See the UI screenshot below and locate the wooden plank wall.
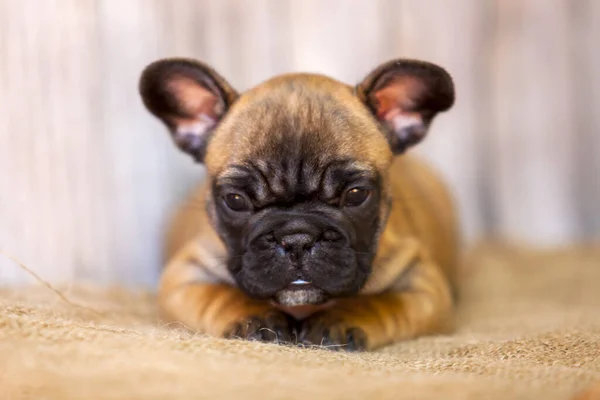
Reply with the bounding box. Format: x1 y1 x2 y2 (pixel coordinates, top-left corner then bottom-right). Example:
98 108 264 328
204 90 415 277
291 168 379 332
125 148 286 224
0 0 598 286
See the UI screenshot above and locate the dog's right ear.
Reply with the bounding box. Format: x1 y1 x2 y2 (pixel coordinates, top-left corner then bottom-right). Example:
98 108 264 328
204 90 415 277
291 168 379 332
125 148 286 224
355 59 454 154
139 58 238 163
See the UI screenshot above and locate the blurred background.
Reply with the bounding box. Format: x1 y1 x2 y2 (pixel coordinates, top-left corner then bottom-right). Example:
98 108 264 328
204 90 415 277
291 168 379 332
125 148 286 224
0 0 598 287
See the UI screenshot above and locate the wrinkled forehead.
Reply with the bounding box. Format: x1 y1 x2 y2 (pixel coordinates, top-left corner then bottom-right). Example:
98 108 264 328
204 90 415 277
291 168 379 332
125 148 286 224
205 82 393 176
214 157 379 207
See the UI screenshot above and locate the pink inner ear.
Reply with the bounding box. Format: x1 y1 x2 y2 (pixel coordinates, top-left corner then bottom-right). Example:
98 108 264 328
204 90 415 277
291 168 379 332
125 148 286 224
373 76 424 119
167 76 222 120
374 85 405 120
167 76 223 138
373 76 426 133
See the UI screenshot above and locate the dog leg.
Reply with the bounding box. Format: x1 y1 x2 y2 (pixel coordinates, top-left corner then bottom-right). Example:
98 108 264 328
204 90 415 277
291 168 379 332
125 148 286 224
158 249 296 344
298 250 454 351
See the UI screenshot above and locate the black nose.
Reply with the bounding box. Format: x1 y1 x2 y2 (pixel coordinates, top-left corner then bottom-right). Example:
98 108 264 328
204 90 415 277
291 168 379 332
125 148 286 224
278 233 315 261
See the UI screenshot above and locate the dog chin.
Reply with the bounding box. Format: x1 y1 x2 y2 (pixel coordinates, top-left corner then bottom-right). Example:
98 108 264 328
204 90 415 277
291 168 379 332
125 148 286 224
269 281 336 319
273 282 328 306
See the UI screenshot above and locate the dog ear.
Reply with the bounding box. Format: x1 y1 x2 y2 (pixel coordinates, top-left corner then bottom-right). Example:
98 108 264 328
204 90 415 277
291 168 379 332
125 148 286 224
139 58 238 163
356 59 455 154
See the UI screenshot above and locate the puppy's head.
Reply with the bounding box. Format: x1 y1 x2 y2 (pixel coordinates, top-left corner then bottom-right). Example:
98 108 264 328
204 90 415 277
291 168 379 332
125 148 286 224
139 58 454 306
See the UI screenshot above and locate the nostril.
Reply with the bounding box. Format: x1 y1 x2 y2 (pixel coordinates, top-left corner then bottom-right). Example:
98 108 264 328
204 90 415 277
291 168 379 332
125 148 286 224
323 229 342 242
288 251 298 263
264 233 277 243
279 233 315 253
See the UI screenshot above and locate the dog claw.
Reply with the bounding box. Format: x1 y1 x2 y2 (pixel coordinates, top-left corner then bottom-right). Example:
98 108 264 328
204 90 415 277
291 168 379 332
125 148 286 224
297 313 367 351
224 311 296 344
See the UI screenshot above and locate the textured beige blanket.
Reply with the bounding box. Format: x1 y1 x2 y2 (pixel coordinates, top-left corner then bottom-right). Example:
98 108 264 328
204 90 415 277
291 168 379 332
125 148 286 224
1 242 599 399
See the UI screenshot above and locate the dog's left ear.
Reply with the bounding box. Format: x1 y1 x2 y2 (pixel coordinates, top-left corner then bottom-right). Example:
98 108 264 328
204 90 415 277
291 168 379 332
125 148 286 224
356 59 455 154
138 58 238 163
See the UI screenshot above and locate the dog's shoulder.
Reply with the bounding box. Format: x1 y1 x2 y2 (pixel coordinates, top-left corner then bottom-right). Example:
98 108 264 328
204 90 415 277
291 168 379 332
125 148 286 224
380 154 460 280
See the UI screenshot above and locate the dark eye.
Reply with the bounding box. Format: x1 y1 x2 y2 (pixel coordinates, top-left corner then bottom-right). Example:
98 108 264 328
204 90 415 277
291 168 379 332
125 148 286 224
343 187 370 207
223 193 249 211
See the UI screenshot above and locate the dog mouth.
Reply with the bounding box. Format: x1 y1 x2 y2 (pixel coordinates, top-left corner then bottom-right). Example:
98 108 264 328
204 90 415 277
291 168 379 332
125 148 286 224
272 279 329 307
290 279 311 286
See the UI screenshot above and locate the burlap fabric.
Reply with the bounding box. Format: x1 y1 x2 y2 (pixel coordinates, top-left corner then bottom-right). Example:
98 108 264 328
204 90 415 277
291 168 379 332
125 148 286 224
1 242 599 399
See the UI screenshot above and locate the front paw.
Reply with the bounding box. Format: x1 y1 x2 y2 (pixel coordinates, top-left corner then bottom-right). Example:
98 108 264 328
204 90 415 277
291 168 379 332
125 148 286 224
223 310 296 344
298 312 367 351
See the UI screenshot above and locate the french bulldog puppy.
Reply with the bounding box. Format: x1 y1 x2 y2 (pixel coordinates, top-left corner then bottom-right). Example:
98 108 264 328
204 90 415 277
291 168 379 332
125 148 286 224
139 57 459 351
